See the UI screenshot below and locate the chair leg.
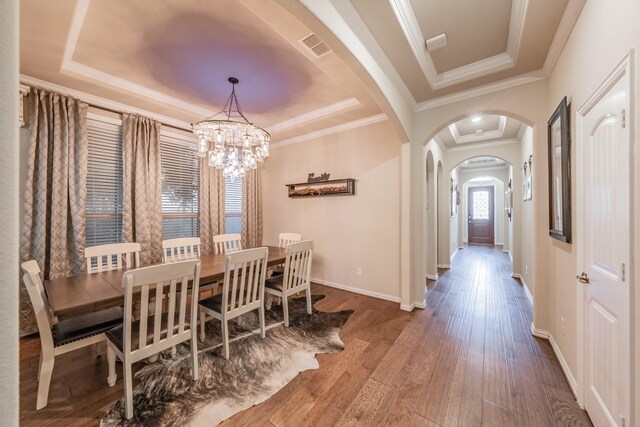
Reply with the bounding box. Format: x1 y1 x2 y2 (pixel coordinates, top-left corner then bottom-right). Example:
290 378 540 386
222 319 230 359
306 286 312 315
190 331 199 381
282 294 290 327
36 353 54 410
199 310 206 342
124 361 134 420
107 345 117 387
259 304 266 338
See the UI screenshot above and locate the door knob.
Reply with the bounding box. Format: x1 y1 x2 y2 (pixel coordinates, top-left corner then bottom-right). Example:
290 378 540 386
577 272 590 284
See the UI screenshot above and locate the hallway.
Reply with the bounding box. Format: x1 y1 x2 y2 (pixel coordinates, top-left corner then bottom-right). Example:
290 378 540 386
397 245 591 426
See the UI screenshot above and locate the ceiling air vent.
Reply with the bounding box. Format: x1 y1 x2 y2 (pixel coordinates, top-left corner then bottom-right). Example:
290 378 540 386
299 33 331 58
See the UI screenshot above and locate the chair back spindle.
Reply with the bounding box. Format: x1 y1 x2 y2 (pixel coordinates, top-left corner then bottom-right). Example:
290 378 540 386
162 237 201 263
278 232 302 249
222 247 268 317
121 260 200 356
213 233 242 254
282 240 314 293
85 243 141 273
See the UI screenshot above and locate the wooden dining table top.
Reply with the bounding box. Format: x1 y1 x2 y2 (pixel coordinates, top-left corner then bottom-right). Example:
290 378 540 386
44 246 287 319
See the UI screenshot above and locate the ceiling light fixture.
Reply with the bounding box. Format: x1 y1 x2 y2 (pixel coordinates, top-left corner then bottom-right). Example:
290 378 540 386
471 116 482 123
192 77 270 179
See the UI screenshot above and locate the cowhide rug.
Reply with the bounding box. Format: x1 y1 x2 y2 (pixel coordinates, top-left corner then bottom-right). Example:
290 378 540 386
101 295 353 426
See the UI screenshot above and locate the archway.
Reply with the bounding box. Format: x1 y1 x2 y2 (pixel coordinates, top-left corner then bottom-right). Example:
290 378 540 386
420 113 531 295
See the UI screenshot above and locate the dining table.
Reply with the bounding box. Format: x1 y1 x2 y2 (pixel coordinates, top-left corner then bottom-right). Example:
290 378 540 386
44 246 287 319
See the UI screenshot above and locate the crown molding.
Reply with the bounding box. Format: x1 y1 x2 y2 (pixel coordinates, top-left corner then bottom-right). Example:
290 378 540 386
389 0 528 90
446 138 519 152
268 97 360 133
542 0 586 76
271 113 387 149
415 71 545 111
322 0 417 110
449 115 507 144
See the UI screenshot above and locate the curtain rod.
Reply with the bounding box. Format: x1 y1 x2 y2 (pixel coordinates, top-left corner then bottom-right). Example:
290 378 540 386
23 82 194 134
88 104 193 134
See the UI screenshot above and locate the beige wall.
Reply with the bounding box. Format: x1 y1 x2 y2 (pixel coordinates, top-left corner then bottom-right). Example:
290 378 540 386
519 126 535 299
544 0 640 407
262 120 402 300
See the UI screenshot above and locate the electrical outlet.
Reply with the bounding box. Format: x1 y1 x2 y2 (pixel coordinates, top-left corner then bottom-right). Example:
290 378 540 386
356 267 363 276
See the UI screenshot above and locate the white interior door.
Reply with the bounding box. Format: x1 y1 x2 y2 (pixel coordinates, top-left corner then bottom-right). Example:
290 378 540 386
580 74 631 426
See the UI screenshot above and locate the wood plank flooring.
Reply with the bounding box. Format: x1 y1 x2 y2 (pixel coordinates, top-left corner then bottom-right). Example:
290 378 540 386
19 245 591 426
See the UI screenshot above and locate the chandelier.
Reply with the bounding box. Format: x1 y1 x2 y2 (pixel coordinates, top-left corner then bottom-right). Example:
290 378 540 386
192 77 270 178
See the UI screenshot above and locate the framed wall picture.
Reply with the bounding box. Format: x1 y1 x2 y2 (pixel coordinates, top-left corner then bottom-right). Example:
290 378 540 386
547 96 571 243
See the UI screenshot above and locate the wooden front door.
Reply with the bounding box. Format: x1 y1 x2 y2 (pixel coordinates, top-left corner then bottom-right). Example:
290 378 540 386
467 186 494 245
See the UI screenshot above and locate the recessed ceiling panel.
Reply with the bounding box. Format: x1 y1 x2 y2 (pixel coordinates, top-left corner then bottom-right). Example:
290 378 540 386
410 0 512 74
73 0 346 117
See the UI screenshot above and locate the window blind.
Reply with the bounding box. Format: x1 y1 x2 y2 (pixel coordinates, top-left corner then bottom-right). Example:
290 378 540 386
161 134 200 240
86 117 123 247
225 175 243 234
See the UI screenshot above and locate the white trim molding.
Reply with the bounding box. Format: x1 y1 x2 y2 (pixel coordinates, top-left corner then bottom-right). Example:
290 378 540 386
271 113 387 148
311 277 401 304
531 324 578 399
449 116 507 144
426 273 438 281
268 98 360 133
437 264 451 269
512 273 533 306
388 0 528 90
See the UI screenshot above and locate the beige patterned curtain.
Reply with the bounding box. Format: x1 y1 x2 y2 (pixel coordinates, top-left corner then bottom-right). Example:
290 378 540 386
20 89 88 333
122 113 162 265
241 168 262 248
199 160 225 255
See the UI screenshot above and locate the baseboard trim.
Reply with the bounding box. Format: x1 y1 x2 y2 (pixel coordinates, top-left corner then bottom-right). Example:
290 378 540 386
450 247 460 264
531 324 578 398
426 273 438 281
311 277 401 304
512 273 534 307
415 299 427 309
437 264 451 269
400 303 414 312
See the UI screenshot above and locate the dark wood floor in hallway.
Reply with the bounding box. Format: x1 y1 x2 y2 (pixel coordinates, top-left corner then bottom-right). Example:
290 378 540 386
19 245 591 426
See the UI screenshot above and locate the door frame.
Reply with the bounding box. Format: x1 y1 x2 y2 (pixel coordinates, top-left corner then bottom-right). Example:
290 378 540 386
575 51 634 419
467 185 495 245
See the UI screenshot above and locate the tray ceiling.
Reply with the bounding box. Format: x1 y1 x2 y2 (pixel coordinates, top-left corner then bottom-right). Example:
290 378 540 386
19 0 382 142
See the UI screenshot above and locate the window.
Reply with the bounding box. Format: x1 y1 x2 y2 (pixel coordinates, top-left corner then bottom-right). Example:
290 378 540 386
225 176 243 234
85 115 123 247
160 134 200 240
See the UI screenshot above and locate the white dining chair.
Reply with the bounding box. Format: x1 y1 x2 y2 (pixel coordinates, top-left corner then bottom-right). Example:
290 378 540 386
271 232 302 276
278 232 302 248
105 259 201 420
264 240 314 326
199 247 268 359
85 242 141 273
161 237 201 263
21 260 123 410
213 233 242 254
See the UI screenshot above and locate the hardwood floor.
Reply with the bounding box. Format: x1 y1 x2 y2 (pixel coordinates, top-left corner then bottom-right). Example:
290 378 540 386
19 245 591 426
